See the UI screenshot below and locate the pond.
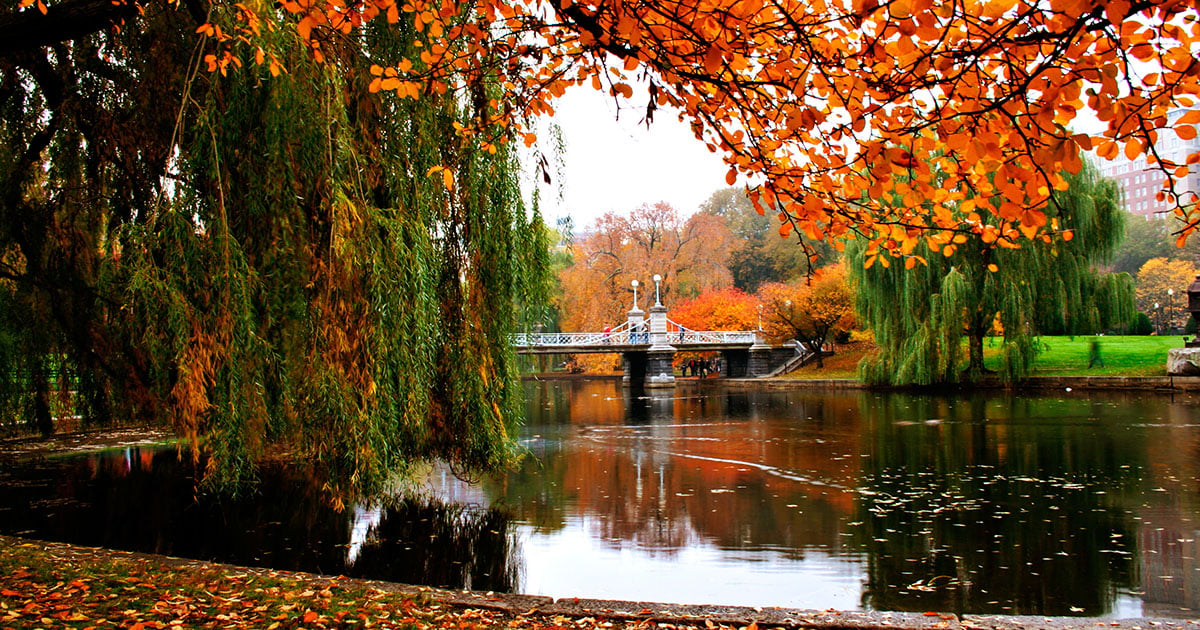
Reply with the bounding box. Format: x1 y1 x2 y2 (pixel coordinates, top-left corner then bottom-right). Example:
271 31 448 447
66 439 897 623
3 378 1200 618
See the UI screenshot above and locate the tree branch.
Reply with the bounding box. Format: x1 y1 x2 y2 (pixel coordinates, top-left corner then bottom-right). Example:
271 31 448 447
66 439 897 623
0 0 141 61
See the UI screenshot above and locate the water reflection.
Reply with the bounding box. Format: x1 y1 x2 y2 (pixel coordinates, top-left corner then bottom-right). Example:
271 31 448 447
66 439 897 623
3 380 1200 616
0 449 519 592
496 381 1200 615
854 395 1145 616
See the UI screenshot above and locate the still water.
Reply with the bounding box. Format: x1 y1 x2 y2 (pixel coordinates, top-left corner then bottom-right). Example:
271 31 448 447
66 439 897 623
3 379 1200 618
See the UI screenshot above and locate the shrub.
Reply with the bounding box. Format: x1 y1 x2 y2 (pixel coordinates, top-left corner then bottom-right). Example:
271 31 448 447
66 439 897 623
1130 312 1154 335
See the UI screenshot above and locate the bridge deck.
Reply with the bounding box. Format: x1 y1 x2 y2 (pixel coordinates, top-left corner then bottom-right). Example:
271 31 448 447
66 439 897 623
515 341 756 354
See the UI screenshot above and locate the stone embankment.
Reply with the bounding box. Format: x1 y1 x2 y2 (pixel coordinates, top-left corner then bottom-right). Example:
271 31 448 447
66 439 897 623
718 376 1200 393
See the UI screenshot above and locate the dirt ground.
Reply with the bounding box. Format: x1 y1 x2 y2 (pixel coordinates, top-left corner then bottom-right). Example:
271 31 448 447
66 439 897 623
0 426 174 460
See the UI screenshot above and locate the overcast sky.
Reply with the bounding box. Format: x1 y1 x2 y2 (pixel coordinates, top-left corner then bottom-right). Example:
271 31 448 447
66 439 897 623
527 87 1123 231
529 86 734 229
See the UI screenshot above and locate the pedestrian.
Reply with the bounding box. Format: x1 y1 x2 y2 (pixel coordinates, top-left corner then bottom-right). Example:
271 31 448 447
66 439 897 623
1088 340 1104 368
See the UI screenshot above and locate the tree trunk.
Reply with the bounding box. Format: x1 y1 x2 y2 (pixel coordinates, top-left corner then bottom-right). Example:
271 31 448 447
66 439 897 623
809 332 826 368
967 331 985 379
31 360 53 436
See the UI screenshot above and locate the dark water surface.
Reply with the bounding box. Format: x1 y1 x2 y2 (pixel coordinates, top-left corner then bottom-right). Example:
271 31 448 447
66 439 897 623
4 379 1200 618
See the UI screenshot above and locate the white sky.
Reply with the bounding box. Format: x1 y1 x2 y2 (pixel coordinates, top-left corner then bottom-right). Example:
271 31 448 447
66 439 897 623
530 86 735 229
524 85 1127 232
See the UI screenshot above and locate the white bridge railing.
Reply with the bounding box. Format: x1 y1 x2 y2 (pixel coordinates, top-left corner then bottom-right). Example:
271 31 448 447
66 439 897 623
665 320 757 344
511 320 758 347
512 320 639 346
511 331 637 346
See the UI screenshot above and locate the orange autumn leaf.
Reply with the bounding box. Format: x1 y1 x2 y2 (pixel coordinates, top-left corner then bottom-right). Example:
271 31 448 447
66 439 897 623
170 0 1200 255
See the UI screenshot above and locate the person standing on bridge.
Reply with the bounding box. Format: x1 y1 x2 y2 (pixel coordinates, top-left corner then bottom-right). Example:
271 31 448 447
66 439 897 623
603 326 612 344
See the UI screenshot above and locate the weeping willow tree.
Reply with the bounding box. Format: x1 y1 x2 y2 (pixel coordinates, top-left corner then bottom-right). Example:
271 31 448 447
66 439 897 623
849 161 1134 386
0 3 549 505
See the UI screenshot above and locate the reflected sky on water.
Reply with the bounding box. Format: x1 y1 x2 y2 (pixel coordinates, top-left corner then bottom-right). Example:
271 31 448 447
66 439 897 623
3 379 1200 618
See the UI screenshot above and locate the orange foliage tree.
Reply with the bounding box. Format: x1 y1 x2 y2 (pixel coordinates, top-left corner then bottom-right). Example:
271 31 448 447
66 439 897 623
125 0 1200 257
557 202 733 334
14 0 1200 257
758 264 856 367
669 287 761 332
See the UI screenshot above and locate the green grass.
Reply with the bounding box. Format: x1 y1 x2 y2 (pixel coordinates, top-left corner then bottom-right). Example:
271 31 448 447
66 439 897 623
780 335 1189 380
985 335 1188 377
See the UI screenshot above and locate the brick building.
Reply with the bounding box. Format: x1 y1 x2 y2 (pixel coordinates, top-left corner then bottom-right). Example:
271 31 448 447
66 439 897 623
1096 108 1200 217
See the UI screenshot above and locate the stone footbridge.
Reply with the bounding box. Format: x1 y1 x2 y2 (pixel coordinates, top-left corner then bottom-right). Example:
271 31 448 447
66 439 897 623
511 295 803 388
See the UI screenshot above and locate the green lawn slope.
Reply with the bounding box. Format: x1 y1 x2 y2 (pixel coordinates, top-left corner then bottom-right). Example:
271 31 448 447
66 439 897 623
989 335 1187 377
783 335 1190 380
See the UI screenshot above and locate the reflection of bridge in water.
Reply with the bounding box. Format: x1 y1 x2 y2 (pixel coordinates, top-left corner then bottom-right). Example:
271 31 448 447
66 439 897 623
511 292 807 388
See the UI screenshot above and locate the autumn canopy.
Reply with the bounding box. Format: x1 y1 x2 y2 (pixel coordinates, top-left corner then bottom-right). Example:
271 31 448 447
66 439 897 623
3 0 1200 498
9 0 1200 254
173 0 1200 254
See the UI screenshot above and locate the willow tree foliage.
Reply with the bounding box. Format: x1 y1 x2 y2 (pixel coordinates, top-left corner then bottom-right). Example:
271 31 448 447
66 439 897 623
0 5 549 504
849 162 1134 386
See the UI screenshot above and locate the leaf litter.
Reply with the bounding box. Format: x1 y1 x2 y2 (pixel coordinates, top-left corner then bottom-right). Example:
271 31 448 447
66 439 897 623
1 538 772 630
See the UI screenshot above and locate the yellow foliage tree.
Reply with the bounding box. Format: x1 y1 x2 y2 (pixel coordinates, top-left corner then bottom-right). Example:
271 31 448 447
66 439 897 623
1136 258 1198 332
758 264 856 367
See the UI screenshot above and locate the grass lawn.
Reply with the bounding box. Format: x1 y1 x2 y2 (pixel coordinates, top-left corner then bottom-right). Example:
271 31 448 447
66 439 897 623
990 334 1187 377
783 341 870 379
781 335 1188 380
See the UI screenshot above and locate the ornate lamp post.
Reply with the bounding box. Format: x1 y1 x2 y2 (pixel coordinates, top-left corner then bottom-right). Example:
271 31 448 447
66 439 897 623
631 279 639 310
1167 288 1175 333
1154 302 1161 335
653 274 663 307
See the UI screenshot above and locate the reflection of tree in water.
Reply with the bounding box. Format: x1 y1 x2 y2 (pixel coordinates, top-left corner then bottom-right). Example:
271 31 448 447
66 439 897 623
854 393 1144 616
492 382 863 558
0 448 519 593
345 497 519 592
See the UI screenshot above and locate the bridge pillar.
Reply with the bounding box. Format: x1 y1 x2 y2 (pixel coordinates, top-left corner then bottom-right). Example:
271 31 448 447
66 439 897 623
645 303 676 387
748 331 773 377
722 349 750 377
644 351 676 388
622 352 647 386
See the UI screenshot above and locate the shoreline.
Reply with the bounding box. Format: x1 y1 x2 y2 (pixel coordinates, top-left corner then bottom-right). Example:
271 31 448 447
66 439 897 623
526 373 1200 393
2 535 1195 630
723 375 1200 393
